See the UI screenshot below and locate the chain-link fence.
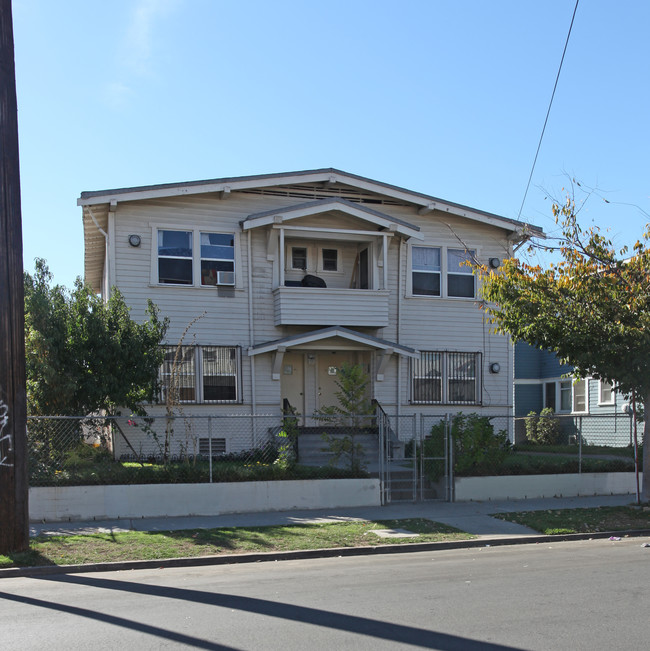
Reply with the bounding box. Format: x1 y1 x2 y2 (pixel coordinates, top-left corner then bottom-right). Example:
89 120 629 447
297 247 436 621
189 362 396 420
27 413 383 487
27 411 643 488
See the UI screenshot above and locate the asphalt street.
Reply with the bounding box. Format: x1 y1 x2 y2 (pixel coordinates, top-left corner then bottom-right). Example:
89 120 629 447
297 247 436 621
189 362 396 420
1 537 648 650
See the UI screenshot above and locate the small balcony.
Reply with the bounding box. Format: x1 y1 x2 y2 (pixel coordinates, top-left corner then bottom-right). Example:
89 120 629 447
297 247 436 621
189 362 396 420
273 287 389 327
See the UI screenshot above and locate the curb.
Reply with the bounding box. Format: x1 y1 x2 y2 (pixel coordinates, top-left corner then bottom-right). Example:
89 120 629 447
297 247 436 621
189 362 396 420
2 529 650 579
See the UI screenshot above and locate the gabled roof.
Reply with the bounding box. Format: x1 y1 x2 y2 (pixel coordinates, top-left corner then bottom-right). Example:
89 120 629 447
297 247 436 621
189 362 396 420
241 197 423 240
248 326 419 359
80 168 544 291
79 167 543 235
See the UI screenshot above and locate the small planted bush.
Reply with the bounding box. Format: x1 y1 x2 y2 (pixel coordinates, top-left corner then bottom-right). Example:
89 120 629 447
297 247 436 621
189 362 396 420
525 408 560 445
430 412 511 477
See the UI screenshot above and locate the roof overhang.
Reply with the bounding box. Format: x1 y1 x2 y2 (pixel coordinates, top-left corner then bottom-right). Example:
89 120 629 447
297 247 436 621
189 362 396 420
248 326 419 382
241 197 423 240
78 167 544 237
248 326 417 357
82 204 109 293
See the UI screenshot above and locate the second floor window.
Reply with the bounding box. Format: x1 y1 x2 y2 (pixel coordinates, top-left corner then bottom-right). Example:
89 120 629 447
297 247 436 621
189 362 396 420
410 246 476 298
412 247 441 296
200 233 235 286
158 230 193 285
156 228 236 287
447 249 475 298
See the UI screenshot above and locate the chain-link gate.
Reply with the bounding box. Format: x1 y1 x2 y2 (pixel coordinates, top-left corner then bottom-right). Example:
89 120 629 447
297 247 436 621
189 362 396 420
377 409 451 503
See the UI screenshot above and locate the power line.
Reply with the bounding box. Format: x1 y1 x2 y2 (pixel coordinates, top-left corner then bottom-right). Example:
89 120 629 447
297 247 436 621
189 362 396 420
517 0 580 221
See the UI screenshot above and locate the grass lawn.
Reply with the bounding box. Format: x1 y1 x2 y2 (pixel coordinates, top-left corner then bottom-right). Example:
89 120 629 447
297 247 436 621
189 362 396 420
493 506 650 535
0 519 472 569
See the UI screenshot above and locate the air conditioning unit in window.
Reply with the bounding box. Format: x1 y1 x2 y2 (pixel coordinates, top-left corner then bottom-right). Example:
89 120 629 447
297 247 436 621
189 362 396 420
217 271 235 286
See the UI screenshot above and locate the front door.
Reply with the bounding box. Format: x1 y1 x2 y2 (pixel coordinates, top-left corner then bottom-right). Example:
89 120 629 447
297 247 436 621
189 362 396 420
316 351 370 411
281 352 305 422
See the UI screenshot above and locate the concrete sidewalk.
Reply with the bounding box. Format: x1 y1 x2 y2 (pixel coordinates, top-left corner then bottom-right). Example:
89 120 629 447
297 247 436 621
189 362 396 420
30 494 637 539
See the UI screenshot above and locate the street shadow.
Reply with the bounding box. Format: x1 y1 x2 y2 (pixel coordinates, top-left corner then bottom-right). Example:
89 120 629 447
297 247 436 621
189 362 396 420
0 572 527 650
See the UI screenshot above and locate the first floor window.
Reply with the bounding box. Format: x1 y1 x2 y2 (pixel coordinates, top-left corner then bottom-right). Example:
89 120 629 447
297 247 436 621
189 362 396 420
160 345 196 402
411 351 481 405
202 346 238 402
447 352 478 403
559 380 572 412
159 345 240 403
412 352 442 403
544 382 557 410
572 379 587 413
599 380 614 405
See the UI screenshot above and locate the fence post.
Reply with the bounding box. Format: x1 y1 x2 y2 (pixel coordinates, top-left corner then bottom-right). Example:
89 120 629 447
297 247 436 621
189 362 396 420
208 417 213 483
446 413 454 502
415 413 420 502
578 416 582 474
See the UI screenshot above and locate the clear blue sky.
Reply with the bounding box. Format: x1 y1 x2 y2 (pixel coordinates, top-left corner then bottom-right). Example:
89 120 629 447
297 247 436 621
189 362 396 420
12 0 650 288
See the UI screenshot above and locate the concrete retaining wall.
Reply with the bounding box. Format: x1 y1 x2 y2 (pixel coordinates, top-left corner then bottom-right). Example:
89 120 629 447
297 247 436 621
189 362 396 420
29 478 381 522
454 472 642 502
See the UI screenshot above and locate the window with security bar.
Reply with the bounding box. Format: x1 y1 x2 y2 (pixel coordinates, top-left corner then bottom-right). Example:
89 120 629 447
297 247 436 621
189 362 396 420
159 345 240 404
411 351 481 405
202 346 239 402
160 345 196 402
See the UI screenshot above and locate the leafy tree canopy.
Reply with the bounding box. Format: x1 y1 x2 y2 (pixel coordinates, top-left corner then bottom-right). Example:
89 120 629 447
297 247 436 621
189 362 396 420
479 198 650 399
25 259 168 416
477 196 650 498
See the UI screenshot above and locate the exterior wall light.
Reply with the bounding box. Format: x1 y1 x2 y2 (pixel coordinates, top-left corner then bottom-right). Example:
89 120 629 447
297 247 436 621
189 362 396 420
128 234 141 247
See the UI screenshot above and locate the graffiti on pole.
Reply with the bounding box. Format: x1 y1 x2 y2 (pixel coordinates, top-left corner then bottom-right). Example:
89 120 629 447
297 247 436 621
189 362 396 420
0 400 12 467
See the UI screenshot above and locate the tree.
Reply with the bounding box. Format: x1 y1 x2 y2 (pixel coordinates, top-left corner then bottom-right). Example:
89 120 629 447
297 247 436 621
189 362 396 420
317 363 374 473
477 197 650 499
24 259 168 416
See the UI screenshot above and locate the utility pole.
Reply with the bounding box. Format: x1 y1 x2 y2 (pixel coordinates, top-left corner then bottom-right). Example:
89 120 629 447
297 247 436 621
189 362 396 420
0 0 28 553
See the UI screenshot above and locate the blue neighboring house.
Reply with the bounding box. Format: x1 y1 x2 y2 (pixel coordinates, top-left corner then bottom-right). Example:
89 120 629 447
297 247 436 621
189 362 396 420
514 341 632 446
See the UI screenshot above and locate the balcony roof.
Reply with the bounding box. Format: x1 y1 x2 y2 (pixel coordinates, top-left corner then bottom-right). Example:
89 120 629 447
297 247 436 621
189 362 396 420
241 197 423 240
248 326 419 359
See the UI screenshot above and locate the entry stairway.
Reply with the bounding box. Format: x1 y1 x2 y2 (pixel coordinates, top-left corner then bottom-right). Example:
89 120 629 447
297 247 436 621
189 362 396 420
294 427 439 501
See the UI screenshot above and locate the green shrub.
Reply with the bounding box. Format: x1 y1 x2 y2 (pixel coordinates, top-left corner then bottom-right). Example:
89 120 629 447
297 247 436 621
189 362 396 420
525 408 560 445
430 413 510 477
63 443 113 469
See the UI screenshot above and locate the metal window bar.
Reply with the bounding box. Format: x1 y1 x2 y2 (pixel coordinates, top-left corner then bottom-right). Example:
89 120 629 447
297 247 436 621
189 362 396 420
159 345 196 402
201 346 240 403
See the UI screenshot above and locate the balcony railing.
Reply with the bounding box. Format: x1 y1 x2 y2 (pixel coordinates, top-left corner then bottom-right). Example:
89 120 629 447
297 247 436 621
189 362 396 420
273 287 389 327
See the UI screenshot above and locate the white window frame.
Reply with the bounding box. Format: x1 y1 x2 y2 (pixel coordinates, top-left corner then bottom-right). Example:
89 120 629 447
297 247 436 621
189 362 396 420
410 351 482 405
159 345 241 404
542 379 573 413
157 229 193 286
199 232 235 287
408 244 479 299
447 248 476 298
598 380 615 406
201 346 240 403
410 246 442 297
572 378 589 414
151 225 239 288
318 246 341 274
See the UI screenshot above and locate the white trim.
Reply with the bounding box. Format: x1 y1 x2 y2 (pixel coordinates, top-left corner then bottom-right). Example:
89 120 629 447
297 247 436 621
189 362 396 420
150 223 237 288
317 246 341 274
79 169 534 237
244 199 422 240
598 380 615 406
407 243 481 300
572 378 589 414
